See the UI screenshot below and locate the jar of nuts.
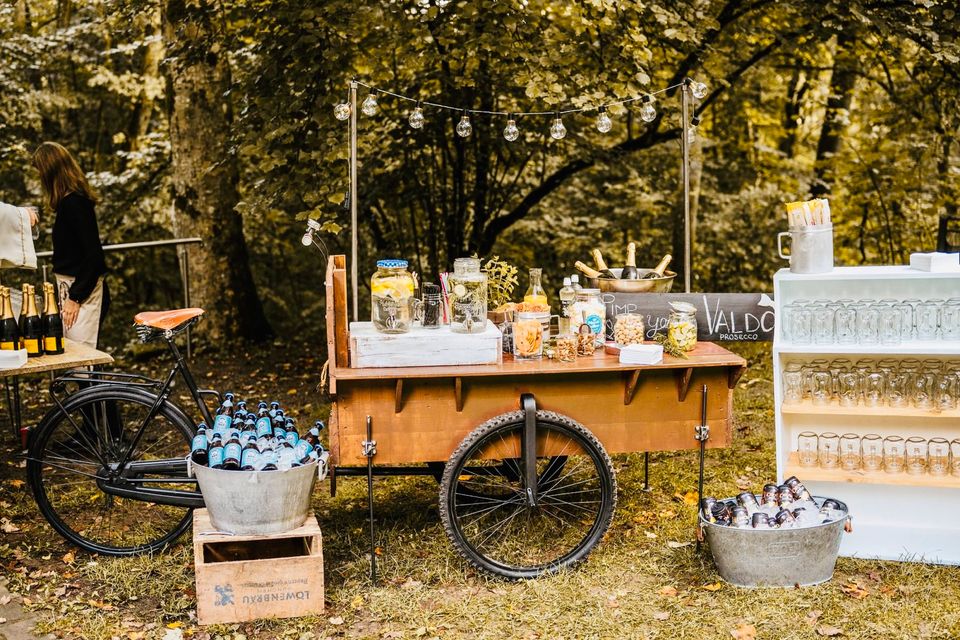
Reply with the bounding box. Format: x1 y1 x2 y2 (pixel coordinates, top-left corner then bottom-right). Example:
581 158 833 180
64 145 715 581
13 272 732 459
555 333 577 362
613 313 645 346
577 324 597 356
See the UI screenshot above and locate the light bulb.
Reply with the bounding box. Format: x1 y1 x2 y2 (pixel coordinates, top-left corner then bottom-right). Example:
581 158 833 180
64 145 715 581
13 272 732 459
503 117 519 141
409 103 424 129
639 96 656 123
361 92 378 116
333 103 351 121
456 112 472 137
550 113 566 140
596 106 612 133
692 80 708 99
301 232 313 247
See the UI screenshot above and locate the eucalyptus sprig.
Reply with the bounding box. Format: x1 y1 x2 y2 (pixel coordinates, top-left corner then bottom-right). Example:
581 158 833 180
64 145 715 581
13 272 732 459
479 255 519 309
654 332 689 359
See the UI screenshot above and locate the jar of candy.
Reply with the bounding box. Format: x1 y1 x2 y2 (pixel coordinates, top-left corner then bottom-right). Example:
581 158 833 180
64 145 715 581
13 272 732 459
668 302 698 351
614 313 645 346
576 289 606 347
370 259 416 333
449 257 488 334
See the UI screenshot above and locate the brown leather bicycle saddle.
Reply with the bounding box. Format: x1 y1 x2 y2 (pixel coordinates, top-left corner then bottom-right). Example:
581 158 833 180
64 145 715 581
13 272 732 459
134 308 205 331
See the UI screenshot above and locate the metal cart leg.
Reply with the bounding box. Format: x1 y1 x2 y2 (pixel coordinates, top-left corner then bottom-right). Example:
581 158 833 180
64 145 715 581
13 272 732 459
363 415 378 584
520 393 538 506
643 452 651 492
695 384 710 552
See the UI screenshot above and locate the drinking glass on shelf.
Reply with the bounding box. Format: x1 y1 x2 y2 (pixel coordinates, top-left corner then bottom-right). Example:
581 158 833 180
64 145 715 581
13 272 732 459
854 300 880 344
915 299 942 341
837 372 860 407
840 433 860 471
894 300 916 341
883 435 905 474
861 434 883 471
811 371 834 405
828 358 852 395
935 373 958 411
878 303 902 346
819 432 840 469
941 298 960 341
928 437 950 476
784 300 813 343
905 436 928 475
912 361 940 410
798 431 819 467
802 359 829 400
900 359 922 406
862 371 885 407
782 363 804 404
834 300 857 344
951 439 960 477
853 358 875 392
811 300 835 344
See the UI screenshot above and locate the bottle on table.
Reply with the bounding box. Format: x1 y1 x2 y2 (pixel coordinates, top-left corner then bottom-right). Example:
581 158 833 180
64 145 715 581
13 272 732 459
570 274 583 293
190 424 209 465
574 261 605 280
642 254 673 279
19 284 43 357
0 287 21 351
523 268 548 307
40 282 64 355
558 277 576 334
590 249 617 279
213 394 235 434
621 242 639 280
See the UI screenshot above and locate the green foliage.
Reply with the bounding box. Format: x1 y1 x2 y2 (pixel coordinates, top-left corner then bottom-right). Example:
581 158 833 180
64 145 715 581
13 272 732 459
479 254 519 309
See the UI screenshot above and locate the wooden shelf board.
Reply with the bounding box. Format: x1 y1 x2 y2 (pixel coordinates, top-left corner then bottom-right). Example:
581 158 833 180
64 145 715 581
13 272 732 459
781 400 960 420
785 453 960 489
775 266 960 282
774 341 960 356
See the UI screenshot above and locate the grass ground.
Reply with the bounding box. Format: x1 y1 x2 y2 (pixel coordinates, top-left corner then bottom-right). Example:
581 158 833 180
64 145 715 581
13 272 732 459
1 341 959 639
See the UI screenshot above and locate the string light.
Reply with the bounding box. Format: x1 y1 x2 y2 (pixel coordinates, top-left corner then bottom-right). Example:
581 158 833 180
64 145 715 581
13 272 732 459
503 115 519 142
687 116 701 144
334 102 351 121
596 106 612 133
639 95 657 123
408 101 425 129
692 80 708 100
456 110 472 137
550 112 566 139
361 90 379 116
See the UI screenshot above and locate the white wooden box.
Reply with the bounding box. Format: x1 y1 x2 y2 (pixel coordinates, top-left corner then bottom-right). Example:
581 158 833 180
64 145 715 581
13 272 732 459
349 321 502 368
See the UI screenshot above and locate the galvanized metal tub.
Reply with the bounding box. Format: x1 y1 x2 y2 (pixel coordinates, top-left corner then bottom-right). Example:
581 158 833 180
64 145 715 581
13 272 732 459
700 496 849 588
585 268 676 293
192 461 318 535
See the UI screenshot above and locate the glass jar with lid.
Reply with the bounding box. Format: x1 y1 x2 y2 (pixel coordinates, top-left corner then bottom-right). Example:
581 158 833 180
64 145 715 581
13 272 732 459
613 313 645 346
370 259 417 334
449 257 488 334
668 301 698 352
576 289 606 346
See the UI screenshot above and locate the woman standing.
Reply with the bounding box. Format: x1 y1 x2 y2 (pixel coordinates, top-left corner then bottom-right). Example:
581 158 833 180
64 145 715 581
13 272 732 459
32 142 109 348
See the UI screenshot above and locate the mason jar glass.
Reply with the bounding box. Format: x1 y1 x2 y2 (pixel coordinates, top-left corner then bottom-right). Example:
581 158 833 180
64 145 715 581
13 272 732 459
861 434 883 472
915 299 942 341
834 300 857 344
905 436 928 475
840 433 860 471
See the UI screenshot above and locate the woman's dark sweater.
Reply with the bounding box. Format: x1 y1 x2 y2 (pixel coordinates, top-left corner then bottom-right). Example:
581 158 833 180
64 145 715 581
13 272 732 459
52 193 107 303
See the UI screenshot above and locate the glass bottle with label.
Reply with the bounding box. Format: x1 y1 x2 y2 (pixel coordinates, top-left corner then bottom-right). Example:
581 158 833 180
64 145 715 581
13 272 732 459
558 277 576 334
576 289 606 346
449 257 488 334
370 259 417 334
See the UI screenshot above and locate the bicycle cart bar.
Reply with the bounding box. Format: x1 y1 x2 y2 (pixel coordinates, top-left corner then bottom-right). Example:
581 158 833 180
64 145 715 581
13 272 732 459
121 458 190 475
643 452 651 492
520 393 538 507
120 477 199 484
333 466 439 476
96 479 205 508
364 415 377 584
52 369 162 388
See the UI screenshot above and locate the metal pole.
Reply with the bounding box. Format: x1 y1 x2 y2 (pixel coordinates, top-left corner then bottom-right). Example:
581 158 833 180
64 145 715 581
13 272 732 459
681 81 692 294
365 415 377 584
183 247 192 360
350 81 359 322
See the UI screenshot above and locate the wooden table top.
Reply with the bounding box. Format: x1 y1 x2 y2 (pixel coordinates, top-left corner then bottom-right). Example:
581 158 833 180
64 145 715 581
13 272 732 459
331 341 746 382
0 339 113 378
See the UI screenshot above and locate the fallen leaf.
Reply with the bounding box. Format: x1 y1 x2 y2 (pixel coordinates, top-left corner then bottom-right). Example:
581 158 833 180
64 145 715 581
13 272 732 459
806 610 823 626
730 623 757 639
287 388 297 395
841 582 869 599
414 628 427 637
673 491 699 505
659 509 677 519
652 611 670 621
0 520 20 533
0 617 6 624
0 596 10 605
702 582 723 591
867 571 882 582
166 621 184 629
657 586 678 597
350 594 364 610
644 531 657 539
816 625 843 637
328 617 344 626
735 476 752 490
401 578 423 589
62 551 75 564
7 479 24 489
667 541 691 549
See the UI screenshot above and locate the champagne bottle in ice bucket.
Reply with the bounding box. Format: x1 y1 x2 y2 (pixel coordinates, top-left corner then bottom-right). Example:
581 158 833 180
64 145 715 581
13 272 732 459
620 243 639 280
642 254 672 279
590 249 617 279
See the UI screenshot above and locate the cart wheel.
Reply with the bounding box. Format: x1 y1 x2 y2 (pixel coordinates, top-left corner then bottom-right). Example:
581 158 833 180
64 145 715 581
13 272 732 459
439 410 616 579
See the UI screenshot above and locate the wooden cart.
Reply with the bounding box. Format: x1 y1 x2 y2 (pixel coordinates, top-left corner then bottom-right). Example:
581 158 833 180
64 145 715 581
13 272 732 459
324 256 746 579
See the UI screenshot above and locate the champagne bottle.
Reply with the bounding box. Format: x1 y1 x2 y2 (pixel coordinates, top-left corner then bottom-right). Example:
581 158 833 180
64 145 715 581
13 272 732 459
41 282 65 355
621 242 639 280
590 249 617 279
574 261 604 279
642 254 673 279
20 284 43 357
0 288 20 351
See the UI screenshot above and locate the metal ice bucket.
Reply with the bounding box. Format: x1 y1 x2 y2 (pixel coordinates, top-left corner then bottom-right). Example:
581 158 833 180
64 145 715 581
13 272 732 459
777 224 834 274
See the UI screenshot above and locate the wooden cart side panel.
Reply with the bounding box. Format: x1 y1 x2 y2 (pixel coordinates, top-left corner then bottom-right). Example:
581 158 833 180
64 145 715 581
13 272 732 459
330 368 733 466
324 255 350 378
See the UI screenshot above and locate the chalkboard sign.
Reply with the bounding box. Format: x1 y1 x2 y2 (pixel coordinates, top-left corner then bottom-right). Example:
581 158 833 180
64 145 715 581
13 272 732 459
603 292 775 342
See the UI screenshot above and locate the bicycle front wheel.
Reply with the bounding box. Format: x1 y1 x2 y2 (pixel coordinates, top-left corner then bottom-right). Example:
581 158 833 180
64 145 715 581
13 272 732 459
439 410 616 579
27 386 196 555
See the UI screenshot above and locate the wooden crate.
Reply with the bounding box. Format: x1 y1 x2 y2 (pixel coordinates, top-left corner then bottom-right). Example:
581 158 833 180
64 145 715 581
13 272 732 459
193 508 324 625
349 320 502 368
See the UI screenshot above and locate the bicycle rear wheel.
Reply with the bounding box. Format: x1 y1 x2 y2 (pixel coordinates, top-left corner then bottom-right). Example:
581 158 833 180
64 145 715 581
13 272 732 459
27 386 197 555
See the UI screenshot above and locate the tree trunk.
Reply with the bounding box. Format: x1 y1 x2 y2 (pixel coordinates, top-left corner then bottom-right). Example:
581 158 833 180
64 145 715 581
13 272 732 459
130 8 164 151
163 0 272 342
779 63 807 159
811 31 858 197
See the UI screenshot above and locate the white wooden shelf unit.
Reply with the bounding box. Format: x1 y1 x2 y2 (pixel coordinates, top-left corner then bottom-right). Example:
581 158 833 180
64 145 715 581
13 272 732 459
773 266 960 565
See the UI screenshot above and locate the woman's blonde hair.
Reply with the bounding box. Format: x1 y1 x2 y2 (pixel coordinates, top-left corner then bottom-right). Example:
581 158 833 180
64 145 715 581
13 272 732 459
32 142 97 210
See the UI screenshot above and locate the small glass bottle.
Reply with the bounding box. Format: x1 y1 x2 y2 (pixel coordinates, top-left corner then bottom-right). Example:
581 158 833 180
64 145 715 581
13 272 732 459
524 268 548 308
558 277 576 334
570 274 583 293
667 302 698 351
449 257 488 334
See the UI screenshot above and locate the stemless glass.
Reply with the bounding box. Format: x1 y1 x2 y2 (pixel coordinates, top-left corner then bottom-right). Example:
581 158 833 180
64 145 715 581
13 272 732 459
915 299 942 341
811 300 835 344
862 371 885 407
941 298 960 341
951 439 960 477
861 434 883 471
935 372 959 411
912 360 940 410
834 300 857 344
828 358 852 395
894 300 916 341
929 437 950 476
802 359 829 400
854 300 880 344
878 302 902 346
883 435 905 474
784 300 813 343
840 433 860 470
837 372 861 407
798 431 819 467
900 359 922 406
811 371 834 405
905 436 928 475
819 432 840 469
782 363 804 404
